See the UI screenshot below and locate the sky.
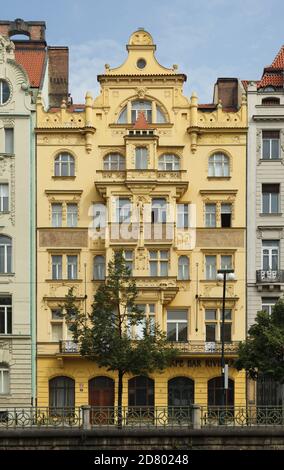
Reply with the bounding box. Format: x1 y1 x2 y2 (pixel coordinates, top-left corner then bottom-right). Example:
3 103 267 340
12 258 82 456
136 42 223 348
2 0 284 103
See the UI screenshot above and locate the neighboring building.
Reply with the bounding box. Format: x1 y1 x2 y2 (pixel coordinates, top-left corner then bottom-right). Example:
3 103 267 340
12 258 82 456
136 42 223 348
245 46 284 406
36 29 247 410
0 18 69 407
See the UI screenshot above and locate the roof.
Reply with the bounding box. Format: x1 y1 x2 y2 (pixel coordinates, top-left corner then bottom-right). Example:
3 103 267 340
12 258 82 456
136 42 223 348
243 45 284 90
14 48 46 87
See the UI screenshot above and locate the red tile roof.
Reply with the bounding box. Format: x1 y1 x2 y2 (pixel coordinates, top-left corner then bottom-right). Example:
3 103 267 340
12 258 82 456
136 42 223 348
15 49 46 87
243 45 284 90
270 45 284 68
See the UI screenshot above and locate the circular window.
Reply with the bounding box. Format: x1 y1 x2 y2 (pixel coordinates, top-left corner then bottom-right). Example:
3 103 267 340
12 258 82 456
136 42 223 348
137 58 146 69
0 80 10 105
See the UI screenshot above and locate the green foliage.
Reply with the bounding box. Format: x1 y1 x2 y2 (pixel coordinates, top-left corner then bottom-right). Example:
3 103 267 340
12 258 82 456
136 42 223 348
64 250 177 377
235 298 284 383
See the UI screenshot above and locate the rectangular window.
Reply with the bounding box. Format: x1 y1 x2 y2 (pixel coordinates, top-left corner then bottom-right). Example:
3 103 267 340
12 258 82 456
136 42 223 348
116 198 131 223
0 240 12 274
262 240 279 270
0 184 9 212
221 203 232 227
262 131 280 159
205 204 216 227
221 323 232 342
167 309 188 342
0 369 9 394
135 147 148 169
52 255 62 280
261 298 278 315
221 255 232 270
205 255 216 280
151 198 167 223
177 204 189 228
124 250 133 274
262 184 280 214
206 323 216 342
67 255 78 280
0 296 12 334
51 203 62 227
4 128 14 154
205 308 232 343
149 250 169 277
51 323 63 342
67 203 78 227
129 304 156 340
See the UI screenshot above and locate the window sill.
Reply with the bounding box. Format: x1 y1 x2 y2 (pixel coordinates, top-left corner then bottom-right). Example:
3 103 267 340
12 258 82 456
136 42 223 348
259 158 282 162
207 176 231 180
0 273 15 276
0 211 10 215
259 213 282 217
52 176 76 180
46 279 83 283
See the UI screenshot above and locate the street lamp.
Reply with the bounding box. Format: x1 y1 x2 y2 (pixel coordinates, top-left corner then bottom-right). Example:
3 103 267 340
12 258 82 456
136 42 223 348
216 269 235 409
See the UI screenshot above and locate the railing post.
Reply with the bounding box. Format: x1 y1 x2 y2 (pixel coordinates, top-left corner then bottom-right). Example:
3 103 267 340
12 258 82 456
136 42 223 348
81 405 91 430
192 404 201 429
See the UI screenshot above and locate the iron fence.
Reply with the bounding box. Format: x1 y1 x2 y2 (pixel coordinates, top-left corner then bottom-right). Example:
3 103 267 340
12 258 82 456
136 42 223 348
0 407 82 428
201 406 284 427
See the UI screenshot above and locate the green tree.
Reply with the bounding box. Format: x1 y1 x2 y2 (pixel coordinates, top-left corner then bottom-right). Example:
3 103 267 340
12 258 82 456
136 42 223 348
64 250 177 424
235 299 284 383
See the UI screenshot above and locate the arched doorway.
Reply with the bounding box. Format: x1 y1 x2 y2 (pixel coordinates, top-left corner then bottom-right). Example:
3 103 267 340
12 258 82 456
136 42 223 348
207 376 234 424
88 376 115 425
49 376 75 416
168 377 194 423
128 376 154 421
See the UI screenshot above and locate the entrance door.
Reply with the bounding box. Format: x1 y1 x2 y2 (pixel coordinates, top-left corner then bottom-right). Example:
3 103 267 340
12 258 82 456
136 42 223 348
168 377 194 423
88 376 114 425
207 376 234 425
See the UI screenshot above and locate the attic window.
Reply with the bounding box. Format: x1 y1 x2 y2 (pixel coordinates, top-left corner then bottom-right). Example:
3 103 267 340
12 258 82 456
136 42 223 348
262 97 280 106
263 86 276 92
137 58 146 69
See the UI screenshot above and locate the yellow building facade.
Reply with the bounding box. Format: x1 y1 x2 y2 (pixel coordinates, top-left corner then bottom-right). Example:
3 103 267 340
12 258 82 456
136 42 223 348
36 30 247 410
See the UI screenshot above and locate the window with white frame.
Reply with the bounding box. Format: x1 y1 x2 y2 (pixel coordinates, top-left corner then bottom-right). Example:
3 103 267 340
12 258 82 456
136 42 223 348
0 80 10 105
167 309 188 342
221 255 232 270
208 153 230 177
262 240 279 270
158 154 180 171
50 308 73 342
262 184 280 214
0 184 9 212
116 198 131 223
67 204 78 227
51 203 62 227
149 250 169 276
205 308 232 342
177 204 189 228
0 296 12 334
261 298 278 315
54 153 75 177
262 131 280 159
0 364 9 394
151 198 167 223
205 255 216 280
205 203 216 227
103 153 125 171
67 255 78 280
221 203 232 227
52 255 62 280
128 304 156 339
0 235 12 274
131 100 152 123
93 255 105 280
124 250 133 274
4 128 14 154
178 256 189 280
135 147 148 169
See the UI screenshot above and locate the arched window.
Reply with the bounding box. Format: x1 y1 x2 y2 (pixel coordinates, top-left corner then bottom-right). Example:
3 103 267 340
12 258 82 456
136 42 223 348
93 255 105 280
0 80 10 105
208 153 229 177
54 153 75 177
49 376 75 412
158 154 180 171
168 377 194 406
263 86 275 92
0 363 9 394
0 235 12 273
262 97 280 106
135 147 148 169
208 376 234 407
128 376 154 407
156 105 167 123
103 153 125 171
118 106 127 124
178 256 189 280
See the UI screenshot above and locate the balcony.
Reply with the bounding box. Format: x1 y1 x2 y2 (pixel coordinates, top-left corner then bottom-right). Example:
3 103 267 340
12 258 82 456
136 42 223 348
172 341 240 356
256 270 284 291
59 340 79 354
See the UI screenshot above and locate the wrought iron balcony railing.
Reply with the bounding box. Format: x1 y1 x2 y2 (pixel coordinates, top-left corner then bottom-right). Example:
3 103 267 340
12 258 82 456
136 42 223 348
59 340 79 354
171 341 240 354
256 269 284 283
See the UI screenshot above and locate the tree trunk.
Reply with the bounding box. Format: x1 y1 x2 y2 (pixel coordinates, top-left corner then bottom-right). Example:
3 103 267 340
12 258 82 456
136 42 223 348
117 370 123 428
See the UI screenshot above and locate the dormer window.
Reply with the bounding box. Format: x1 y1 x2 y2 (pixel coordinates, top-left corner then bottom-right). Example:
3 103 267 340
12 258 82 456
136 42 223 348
263 86 276 92
262 97 280 106
117 100 167 124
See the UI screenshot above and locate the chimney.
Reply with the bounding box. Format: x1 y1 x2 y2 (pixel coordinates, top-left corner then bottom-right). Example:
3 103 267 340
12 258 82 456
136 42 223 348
48 46 69 107
0 18 46 42
215 78 239 110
